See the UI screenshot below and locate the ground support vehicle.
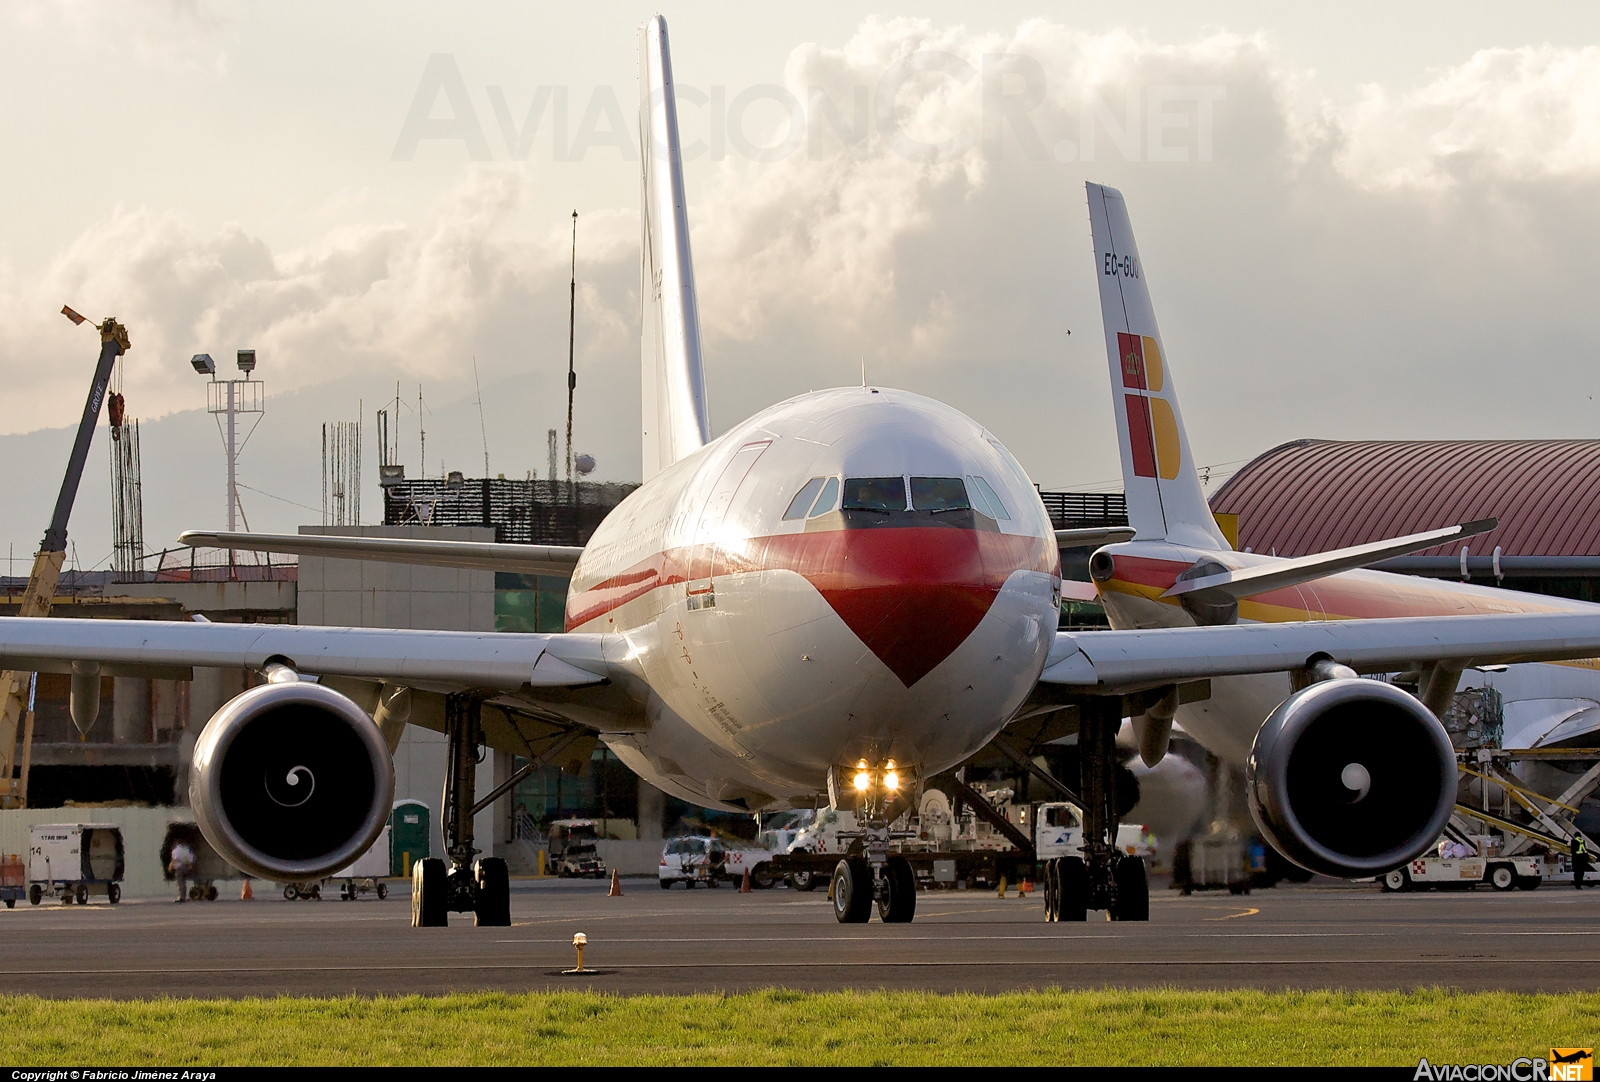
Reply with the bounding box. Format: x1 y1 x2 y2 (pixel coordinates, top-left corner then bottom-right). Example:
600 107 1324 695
323 824 392 901
1171 831 1256 896
548 820 608 879
1380 852 1556 892
160 822 238 902
659 835 729 888
0 854 23 908
28 824 124 905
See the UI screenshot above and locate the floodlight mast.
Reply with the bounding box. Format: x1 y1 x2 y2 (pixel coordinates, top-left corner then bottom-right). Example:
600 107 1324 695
191 349 263 556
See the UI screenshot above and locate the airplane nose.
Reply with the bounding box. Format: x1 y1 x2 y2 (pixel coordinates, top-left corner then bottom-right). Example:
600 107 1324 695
799 527 1051 687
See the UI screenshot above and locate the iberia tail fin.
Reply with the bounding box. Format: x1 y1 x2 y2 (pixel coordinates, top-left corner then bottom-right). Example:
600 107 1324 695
1087 183 1229 551
639 16 710 482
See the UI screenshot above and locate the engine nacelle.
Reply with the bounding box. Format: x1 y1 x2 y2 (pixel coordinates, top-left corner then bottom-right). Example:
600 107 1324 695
1247 677 1455 879
189 680 395 883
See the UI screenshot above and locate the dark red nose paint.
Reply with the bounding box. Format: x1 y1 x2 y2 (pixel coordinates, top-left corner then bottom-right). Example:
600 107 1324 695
568 528 1057 687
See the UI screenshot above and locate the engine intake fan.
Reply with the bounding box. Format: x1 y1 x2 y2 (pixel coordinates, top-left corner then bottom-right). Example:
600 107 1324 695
190 680 395 883
1247 677 1455 879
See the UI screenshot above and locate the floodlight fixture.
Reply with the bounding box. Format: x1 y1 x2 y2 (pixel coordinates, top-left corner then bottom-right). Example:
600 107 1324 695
236 349 256 374
191 353 216 376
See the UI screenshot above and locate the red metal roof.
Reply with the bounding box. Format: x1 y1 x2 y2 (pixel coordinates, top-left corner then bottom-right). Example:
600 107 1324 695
1209 440 1600 558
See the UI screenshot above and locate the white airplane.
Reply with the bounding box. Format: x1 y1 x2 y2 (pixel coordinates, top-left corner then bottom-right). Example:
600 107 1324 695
6 17 1600 927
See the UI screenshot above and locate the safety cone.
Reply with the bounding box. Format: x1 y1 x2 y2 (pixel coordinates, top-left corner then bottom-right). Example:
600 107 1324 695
740 868 752 893
240 878 253 901
1021 879 1033 896
608 868 622 897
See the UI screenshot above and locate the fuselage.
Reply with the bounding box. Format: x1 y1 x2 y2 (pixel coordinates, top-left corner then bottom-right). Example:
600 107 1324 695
563 387 1061 812
1097 541 1600 764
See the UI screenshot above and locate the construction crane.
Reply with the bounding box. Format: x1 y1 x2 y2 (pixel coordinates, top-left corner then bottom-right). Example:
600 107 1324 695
0 308 130 807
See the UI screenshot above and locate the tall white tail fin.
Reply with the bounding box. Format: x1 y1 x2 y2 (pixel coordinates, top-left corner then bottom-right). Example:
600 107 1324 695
1087 183 1229 551
639 16 710 482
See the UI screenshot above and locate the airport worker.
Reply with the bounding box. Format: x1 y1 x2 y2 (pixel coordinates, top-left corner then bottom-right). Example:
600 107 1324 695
1573 836 1591 891
169 839 196 903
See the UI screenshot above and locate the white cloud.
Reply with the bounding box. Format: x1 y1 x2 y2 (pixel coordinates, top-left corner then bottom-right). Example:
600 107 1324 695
5 14 1600 566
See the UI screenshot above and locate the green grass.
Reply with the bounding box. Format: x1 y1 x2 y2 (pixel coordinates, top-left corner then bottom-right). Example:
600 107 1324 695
1 988 1593 1066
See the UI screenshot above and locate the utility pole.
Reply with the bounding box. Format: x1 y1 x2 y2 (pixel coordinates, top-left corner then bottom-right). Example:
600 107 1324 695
565 210 577 486
193 349 263 567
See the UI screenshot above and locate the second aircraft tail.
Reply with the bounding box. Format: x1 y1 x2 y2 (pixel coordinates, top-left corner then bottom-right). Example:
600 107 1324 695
1087 183 1229 551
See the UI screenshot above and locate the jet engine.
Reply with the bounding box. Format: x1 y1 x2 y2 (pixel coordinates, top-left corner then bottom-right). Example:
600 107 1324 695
1247 677 1455 879
189 678 394 883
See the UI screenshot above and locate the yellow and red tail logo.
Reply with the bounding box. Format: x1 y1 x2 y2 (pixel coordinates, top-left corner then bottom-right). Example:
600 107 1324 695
1118 332 1180 480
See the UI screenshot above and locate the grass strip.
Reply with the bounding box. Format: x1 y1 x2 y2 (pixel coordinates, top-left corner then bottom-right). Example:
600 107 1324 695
0 988 1594 1066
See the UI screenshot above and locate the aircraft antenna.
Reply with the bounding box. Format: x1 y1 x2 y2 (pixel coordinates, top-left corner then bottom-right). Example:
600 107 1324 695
472 357 490 477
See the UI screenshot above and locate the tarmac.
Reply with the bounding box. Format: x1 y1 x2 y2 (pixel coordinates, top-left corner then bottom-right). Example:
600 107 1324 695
3 876 1598 998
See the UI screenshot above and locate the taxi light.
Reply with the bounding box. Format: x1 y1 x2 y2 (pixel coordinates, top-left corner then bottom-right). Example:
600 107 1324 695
854 771 871 791
884 771 900 791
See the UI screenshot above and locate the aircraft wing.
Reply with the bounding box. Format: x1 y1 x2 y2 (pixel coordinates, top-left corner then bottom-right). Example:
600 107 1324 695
1041 612 1600 692
177 530 584 576
0 617 612 690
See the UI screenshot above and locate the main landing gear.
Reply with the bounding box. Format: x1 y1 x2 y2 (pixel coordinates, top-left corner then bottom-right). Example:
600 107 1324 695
1043 697 1149 923
412 694 511 928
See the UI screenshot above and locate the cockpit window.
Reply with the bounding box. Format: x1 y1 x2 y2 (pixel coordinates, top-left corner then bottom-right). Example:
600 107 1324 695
809 476 840 517
841 477 907 512
970 475 1010 520
783 477 826 520
910 477 969 512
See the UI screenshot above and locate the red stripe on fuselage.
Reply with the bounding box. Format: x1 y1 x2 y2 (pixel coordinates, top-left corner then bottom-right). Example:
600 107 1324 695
568 528 1058 686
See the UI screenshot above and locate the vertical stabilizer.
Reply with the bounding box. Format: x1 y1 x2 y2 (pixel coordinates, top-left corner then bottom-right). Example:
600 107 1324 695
1087 183 1228 551
639 16 710 482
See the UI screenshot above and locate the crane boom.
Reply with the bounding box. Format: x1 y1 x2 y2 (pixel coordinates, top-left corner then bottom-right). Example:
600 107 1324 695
0 317 129 806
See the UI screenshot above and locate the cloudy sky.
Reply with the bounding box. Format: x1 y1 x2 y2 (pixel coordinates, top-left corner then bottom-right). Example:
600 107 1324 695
2 1 1599 571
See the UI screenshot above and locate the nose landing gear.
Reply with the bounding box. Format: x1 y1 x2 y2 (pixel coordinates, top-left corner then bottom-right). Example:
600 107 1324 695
829 758 919 924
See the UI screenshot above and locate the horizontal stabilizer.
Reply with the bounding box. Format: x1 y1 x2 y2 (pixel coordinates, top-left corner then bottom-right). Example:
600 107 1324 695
1160 519 1497 602
178 531 583 576
1055 526 1136 549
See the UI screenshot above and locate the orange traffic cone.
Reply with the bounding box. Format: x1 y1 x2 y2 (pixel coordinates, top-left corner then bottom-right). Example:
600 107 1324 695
1021 879 1033 896
608 868 622 897
740 868 751 893
240 878 253 901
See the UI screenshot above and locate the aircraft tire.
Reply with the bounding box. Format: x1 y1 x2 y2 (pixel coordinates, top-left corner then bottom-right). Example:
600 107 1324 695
473 858 511 927
831 857 873 924
877 856 916 923
412 857 448 927
1111 855 1150 921
1058 857 1089 922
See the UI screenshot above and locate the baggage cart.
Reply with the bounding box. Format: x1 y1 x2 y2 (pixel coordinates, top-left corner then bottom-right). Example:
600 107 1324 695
28 824 124 905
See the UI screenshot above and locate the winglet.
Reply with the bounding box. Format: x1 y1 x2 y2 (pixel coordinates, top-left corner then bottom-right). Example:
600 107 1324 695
639 15 710 482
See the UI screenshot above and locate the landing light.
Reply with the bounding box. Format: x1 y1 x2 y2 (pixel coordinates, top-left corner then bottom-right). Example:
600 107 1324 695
884 771 900 791
854 771 871 792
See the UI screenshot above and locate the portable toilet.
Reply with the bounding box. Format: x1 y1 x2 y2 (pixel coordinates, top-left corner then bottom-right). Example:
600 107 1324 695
390 801 429 877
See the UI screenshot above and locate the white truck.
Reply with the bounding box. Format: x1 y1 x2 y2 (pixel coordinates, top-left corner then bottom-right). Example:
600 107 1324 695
1033 802 1157 862
1380 851 1559 892
28 823 124 906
